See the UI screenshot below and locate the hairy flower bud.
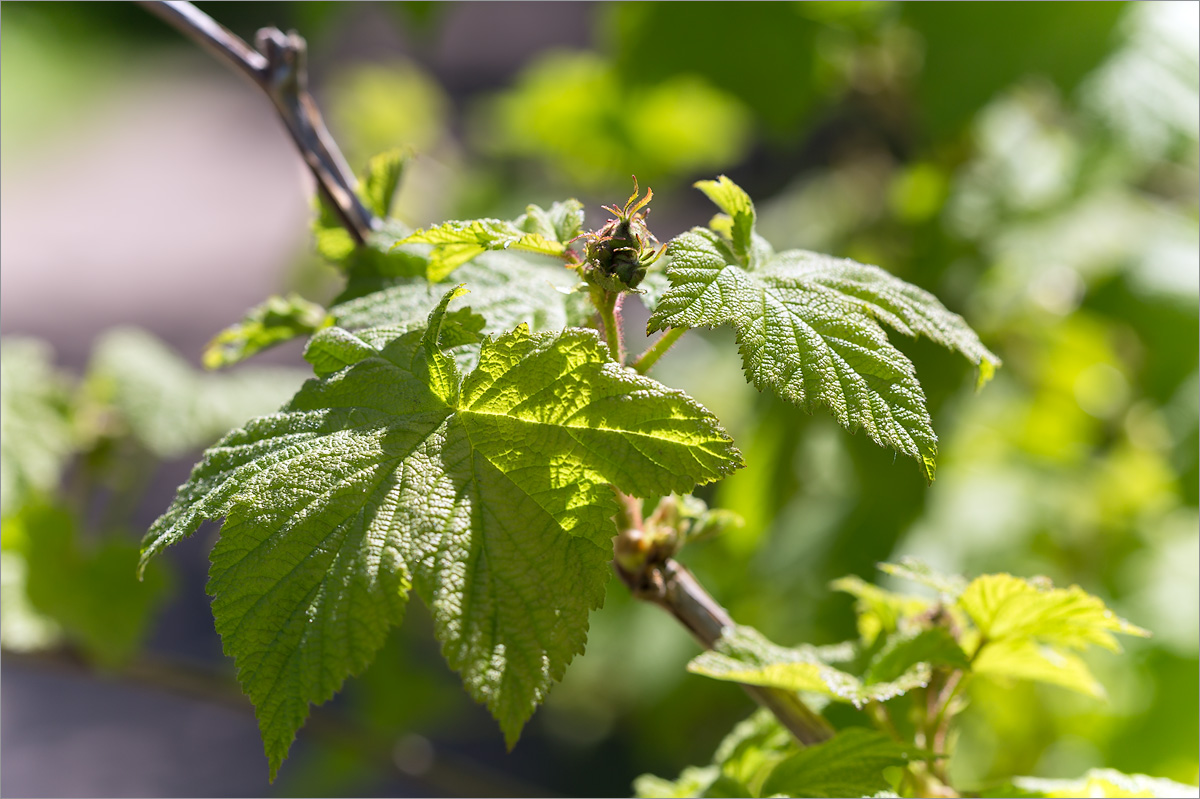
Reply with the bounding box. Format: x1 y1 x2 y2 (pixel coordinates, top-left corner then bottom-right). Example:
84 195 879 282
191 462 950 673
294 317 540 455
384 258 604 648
574 179 666 293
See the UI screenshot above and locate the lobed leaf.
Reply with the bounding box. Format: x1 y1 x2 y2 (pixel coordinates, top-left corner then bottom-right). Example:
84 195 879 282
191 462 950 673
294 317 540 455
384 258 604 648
689 625 929 708
831 574 932 646
693 175 755 267
143 289 741 778
650 178 1001 481
396 218 567 281
331 254 578 337
958 573 1149 699
515 199 585 244
959 573 1149 653
204 294 332 369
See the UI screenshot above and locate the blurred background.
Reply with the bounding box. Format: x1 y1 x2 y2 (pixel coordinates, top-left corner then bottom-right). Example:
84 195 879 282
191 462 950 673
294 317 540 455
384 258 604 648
1 2 1196 796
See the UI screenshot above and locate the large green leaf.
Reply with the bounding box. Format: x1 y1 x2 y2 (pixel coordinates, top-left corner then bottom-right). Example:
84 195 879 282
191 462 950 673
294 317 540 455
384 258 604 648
689 625 929 708
649 180 999 481
142 288 741 778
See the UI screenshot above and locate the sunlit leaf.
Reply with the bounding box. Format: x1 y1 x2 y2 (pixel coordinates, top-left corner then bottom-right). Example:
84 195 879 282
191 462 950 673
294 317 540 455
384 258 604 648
689 625 929 708
396 218 567 281
142 288 741 778
204 294 332 369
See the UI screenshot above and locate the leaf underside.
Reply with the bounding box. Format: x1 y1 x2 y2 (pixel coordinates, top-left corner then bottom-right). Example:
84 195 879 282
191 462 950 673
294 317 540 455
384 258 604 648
142 289 741 778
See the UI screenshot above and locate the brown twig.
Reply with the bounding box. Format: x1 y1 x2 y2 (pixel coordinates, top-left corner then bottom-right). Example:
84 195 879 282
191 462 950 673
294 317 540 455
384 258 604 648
615 543 834 746
139 1 376 244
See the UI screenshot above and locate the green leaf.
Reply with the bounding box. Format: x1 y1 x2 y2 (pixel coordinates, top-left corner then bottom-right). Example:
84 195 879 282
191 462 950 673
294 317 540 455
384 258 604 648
360 149 406 218
331 254 578 337
87 328 305 460
515 199 585 244
830 574 932 646
689 625 929 708
959 573 1150 653
0 338 74 517
878 558 968 599
396 218 567 281
4 502 169 667
1010 768 1199 798
203 294 333 369
865 627 969 685
971 638 1107 698
143 289 741 778
959 574 1149 698
649 228 995 482
635 709 793 799
650 181 999 480
694 176 755 267
758 728 909 799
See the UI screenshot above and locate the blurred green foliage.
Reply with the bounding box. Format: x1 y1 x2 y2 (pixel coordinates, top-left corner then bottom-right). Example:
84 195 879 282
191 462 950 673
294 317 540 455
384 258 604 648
1 0 1196 796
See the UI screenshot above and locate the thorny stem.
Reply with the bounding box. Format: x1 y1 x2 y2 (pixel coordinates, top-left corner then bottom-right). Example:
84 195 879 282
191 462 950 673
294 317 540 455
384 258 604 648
633 327 685 374
140 0 375 244
613 496 834 747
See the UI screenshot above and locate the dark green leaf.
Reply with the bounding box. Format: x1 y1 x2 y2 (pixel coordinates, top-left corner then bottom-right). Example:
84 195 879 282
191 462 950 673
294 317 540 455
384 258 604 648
759 728 909 799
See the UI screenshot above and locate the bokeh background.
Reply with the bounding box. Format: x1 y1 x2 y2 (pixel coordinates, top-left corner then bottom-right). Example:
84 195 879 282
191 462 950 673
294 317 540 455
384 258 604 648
2 2 1196 796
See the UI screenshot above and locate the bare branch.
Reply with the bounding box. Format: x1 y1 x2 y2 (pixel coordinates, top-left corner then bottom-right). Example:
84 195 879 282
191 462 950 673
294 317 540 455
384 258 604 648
139 1 376 245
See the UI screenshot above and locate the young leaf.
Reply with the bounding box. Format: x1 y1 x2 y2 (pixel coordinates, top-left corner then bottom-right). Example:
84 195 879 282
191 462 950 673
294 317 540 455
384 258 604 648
650 179 1000 481
830 574 933 645
958 574 1149 698
515 199 585 244
204 294 333 369
359 149 406 218
142 288 741 778
331 253 578 336
758 728 909 799
1010 768 1200 798
959 573 1150 653
971 638 1107 698
396 219 567 281
865 627 970 685
689 625 929 708
693 176 755 267
878 557 968 599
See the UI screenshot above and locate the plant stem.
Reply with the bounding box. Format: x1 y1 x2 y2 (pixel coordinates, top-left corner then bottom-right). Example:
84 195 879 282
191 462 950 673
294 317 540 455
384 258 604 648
139 0 375 244
593 288 624 363
633 328 685 374
613 518 833 746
